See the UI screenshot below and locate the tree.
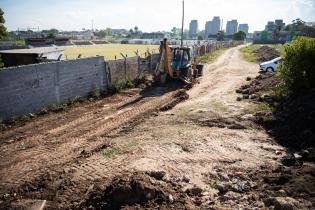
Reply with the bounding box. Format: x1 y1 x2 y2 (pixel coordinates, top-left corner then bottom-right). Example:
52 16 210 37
105 27 112 36
134 26 138 34
197 35 203 40
42 28 58 38
285 18 315 37
46 32 56 38
278 36 315 94
0 8 8 40
0 8 8 68
232 31 246 40
171 27 180 38
217 30 224 41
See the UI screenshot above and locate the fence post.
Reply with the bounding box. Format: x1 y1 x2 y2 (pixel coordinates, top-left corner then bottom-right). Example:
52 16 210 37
137 55 141 78
120 53 127 80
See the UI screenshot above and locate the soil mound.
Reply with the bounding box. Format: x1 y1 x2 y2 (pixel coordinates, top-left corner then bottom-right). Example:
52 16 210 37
254 46 280 62
78 172 194 210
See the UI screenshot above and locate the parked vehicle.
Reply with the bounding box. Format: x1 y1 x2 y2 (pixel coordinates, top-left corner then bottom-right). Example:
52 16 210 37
259 57 282 72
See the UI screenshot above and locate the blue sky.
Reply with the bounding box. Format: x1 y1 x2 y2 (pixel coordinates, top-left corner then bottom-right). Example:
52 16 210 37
1 0 315 32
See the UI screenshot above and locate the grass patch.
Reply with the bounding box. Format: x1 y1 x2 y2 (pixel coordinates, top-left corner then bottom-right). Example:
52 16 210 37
89 88 102 98
199 49 227 64
256 102 274 112
207 100 228 113
208 182 218 189
239 44 261 63
103 148 124 159
108 76 147 94
64 44 159 60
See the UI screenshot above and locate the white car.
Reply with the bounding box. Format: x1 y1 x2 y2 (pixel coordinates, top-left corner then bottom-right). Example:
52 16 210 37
259 57 282 72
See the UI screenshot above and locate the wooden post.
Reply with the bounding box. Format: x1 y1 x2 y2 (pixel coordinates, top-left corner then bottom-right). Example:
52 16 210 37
120 53 127 80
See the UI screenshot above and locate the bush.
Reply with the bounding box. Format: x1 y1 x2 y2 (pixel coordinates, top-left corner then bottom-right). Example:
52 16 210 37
278 36 315 95
108 76 147 94
108 81 125 94
0 55 4 68
89 85 102 98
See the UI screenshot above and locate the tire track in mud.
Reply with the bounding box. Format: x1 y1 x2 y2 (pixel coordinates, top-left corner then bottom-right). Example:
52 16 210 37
0 92 138 143
0 93 144 170
0 87 188 204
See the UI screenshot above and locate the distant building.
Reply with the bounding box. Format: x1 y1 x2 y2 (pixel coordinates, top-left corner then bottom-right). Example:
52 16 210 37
205 16 221 38
210 16 221 35
306 22 315 28
226 20 238 35
238 24 249 34
205 21 212 38
275 19 285 29
141 32 164 39
189 20 198 38
25 38 71 47
265 19 285 31
253 30 298 44
0 48 65 67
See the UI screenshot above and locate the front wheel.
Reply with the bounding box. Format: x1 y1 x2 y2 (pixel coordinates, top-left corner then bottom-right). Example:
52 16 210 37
266 67 274 72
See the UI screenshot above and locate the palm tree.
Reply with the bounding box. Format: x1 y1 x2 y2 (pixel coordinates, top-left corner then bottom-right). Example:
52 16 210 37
134 26 139 34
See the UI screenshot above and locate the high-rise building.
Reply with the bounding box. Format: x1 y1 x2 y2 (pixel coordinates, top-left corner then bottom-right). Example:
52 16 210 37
275 19 285 29
204 16 221 38
226 20 238 35
211 16 221 35
265 19 285 31
189 20 198 38
238 24 249 34
205 21 212 38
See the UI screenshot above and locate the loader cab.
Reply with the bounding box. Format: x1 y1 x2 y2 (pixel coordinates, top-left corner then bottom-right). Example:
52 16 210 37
171 47 192 77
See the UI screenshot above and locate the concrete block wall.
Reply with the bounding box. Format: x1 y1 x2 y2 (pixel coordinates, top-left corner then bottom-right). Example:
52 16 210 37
0 56 106 119
125 57 140 79
106 59 126 83
106 56 141 84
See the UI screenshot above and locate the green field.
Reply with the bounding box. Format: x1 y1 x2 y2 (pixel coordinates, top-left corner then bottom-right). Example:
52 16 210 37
64 44 159 60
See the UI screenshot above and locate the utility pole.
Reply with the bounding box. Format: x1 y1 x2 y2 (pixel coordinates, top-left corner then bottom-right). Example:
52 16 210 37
181 0 185 47
91 20 94 32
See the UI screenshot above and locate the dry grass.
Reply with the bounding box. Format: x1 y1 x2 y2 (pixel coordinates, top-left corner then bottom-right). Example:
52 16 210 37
64 44 159 60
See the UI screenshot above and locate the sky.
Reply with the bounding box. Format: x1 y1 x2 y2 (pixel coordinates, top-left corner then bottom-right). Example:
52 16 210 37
1 0 315 33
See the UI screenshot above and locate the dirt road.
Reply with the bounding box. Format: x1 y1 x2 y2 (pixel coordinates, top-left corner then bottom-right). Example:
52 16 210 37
1 46 311 209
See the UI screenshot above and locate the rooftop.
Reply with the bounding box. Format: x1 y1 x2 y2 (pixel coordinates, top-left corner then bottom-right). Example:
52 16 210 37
0 48 64 54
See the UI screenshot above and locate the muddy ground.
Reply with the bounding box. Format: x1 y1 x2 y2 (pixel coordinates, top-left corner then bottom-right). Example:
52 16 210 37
1 45 314 210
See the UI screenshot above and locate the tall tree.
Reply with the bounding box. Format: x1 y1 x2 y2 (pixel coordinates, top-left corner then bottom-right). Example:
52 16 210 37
0 8 8 68
134 26 139 34
105 28 112 36
0 8 8 40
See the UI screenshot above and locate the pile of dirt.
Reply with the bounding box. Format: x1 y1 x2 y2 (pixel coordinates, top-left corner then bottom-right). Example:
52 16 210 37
253 46 280 62
77 172 195 210
203 163 314 209
160 90 189 111
261 163 315 209
235 72 283 101
237 71 315 150
260 89 315 149
235 71 315 209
